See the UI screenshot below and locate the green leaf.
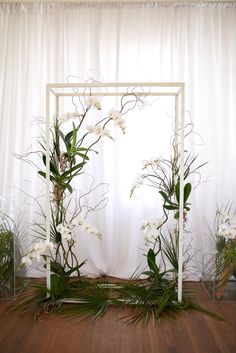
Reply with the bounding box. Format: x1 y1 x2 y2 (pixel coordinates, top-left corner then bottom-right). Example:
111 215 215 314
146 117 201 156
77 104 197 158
142 271 155 278
38 171 56 182
175 182 180 204
60 162 86 179
175 182 192 204
77 147 89 151
159 191 170 203
59 130 70 150
147 248 159 274
50 274 68 299
184 183 192 203
159 191 177 206
164 205 179 211
65 183 73 194
65 130 73 147
65 260 87 277
42 154 58 175
74 152 89 160
50 261 66 277
174 211 179 219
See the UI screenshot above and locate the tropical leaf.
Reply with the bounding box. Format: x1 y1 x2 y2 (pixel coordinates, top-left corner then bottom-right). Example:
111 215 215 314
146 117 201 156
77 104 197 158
174 211 179 219
184 183 192 203
62 280 110 321
60 162 86 179
175 182 180 204
164 205 179 211
42 154 59 175
147 249 159 274
38 171 56 182
160 233 179 272
65 260 87 277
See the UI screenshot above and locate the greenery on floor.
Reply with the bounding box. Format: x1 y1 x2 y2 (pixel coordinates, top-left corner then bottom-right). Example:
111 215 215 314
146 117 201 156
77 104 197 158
12 247 223 325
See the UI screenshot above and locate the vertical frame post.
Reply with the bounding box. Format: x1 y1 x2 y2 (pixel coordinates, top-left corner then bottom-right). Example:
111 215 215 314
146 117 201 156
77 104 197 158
177 84 185 302
46 85 51 291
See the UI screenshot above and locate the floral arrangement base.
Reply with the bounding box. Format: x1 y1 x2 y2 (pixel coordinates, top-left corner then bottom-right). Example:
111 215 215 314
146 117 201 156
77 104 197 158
202 279 236 302
202 253 236 302
11 275 223 325
0 276 28 300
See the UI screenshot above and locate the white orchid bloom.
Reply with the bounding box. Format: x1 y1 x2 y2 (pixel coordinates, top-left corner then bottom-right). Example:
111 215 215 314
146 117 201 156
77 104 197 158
45 240 55 252
142 155 163 169
58 111 80 123
86 124 113 140
108 109 126 133
21 255 32 266
77 217 102 240
86 97 101 110
218 222 236 241
77 217 85 226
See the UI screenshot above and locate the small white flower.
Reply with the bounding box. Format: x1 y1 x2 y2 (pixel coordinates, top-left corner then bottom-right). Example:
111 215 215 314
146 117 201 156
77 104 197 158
132 174 144 188
94 125 103 135
143 233 159 246
103 129 113 139
86 124 113 140
68 239 75 246
141 220 149 229
87 226 98 235
58 112 80 123
141 218 162 246
77 217 85 226
143 155 163 169
130 174 144 197
218 222 236 240
96 232 103 240
86 97 101 110
77 217 102 240
62 232 72 241
86 125 94 133
108 109 126 133
82 222 90 232
141 218 162 230
21 255 32 266
108 109 121 120
134 174 144 186
45 240 55 252
56 224 63 233
34 242 46 252
56 223 75 242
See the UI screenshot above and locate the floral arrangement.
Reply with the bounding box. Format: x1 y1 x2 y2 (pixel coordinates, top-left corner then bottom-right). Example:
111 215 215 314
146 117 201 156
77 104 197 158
129 145 203 279
19 90 144 295
209 206 236 299
12 83 221 324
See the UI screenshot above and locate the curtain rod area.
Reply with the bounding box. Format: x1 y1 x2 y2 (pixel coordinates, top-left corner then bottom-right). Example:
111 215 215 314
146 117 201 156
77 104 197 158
0 0 234 3
0 0 235 9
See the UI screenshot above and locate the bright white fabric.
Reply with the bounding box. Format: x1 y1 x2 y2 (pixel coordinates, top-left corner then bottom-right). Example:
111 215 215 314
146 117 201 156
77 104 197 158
0 2 236 278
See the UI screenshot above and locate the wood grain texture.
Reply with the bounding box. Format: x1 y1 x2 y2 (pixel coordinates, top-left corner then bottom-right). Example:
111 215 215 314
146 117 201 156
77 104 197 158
0 282 236 353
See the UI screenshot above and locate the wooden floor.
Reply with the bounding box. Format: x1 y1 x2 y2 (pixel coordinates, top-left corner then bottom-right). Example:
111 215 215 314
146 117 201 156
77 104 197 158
0 282 236 353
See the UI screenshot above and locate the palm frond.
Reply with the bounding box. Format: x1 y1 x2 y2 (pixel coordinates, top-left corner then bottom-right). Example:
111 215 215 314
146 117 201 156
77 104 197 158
60 279 111 321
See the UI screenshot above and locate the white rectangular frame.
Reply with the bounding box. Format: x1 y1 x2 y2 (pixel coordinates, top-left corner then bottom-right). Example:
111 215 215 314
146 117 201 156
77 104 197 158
46 82 185 302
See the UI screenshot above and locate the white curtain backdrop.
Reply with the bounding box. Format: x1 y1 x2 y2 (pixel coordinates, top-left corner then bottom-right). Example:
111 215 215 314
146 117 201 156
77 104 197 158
0 2 236 278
